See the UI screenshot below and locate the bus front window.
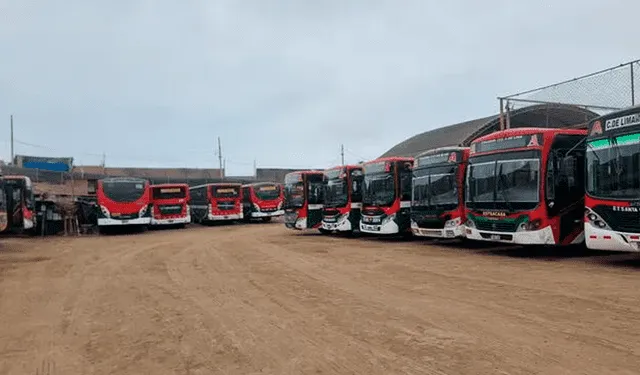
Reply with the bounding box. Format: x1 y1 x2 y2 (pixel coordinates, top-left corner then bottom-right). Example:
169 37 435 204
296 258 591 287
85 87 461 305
587 133 640 199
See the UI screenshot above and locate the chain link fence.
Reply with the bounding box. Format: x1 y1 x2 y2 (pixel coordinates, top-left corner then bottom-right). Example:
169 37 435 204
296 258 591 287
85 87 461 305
498 59 639 128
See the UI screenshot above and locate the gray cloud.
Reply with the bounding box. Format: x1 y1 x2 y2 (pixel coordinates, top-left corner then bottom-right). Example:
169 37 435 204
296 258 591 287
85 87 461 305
1 0 638 175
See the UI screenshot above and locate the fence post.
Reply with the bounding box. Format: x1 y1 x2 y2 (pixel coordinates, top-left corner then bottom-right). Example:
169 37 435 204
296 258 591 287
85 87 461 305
505 99 511 129
499 98 505 130
631 61 635 107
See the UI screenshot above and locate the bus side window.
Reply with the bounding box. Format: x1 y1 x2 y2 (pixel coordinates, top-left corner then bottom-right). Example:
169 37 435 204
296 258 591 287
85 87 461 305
546 153 555 203
350 170 363 202
400 163 412 201
25 187 35 210
242 187 251 203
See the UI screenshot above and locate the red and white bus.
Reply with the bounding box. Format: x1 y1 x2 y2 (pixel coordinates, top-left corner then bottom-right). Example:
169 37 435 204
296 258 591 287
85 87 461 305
410 147 470 239
97 177 152 229
189 183 243 223
241 182 284 222
0 175 36 233
283 171 324 231
321 165 364 234
465 127 586 245
585 106 640 252
360 157 414 235
150 183 190 227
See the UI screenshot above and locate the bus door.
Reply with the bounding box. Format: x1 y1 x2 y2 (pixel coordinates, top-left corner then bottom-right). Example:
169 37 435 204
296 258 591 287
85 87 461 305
306 173 324 228
349 168 364 229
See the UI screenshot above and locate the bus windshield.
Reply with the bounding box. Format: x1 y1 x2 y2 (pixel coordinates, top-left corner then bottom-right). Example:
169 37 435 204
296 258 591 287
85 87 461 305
587 133 640 199
254 184 281 201
152 186 186 200
363 172 395 207
102 180 146 203
211 186 240 198
412 165 457 210
466 150 540 211
324 170 348 208
284 181 304 208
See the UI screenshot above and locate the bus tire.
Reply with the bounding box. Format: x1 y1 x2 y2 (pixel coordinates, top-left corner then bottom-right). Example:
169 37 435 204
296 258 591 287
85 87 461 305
318 228 331 235
261 217 272 223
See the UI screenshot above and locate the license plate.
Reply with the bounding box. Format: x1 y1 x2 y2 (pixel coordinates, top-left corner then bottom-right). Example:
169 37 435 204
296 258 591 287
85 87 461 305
122 220 129 224
490 234 501 240
363 224 379 231
168 220 174 223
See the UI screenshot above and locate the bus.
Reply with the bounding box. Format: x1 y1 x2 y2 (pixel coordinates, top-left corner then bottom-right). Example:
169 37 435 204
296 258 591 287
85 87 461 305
149 183 190 227
283 171 324 231
360 157 414 235
321 165 364 234
410 147 470 239
97 177 152 229
189 182 243 223
241 182 284 222
585 106 640 252
0 175 36 233
464 127 586 245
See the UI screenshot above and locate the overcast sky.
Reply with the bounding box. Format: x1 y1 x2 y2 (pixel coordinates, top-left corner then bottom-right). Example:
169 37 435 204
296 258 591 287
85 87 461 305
1 0 638 175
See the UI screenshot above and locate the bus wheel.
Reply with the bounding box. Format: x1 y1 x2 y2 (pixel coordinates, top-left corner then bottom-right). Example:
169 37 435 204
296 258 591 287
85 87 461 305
318 228 331 235
261 217 272 223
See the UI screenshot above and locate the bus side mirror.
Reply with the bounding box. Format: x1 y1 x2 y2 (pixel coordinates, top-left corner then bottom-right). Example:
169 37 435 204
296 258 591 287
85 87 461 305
548 201 555 208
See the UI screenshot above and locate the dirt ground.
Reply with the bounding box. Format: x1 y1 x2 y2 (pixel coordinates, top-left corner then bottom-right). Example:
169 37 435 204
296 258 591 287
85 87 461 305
1 223 640 375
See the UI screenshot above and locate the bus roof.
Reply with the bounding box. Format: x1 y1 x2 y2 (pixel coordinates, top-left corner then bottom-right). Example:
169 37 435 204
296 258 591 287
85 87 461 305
150 183 189 188
284 170 324 177
241 181 281 188
189 182 242 189
101 177 148 182
324 164 362 171
364 156 413 165
471 127 587 144
414 146 469 159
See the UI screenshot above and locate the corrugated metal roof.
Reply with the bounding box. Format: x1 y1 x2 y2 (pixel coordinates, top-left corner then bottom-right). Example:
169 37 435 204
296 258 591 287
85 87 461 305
380 104 599 158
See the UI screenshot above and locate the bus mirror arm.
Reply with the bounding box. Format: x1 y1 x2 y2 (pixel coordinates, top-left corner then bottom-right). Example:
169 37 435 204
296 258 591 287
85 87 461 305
548 201 555 208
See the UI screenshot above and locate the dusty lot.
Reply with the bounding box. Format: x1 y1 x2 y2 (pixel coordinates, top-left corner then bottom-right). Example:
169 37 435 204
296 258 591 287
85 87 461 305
1 224 640 375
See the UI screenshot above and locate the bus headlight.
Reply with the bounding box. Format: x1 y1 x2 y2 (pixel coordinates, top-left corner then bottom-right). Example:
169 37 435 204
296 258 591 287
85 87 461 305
381 214 396 226
139 205 148 217
445 217 461 227
584 208 611 230
410 219 418 229
100 205 110 218
465 219 475 229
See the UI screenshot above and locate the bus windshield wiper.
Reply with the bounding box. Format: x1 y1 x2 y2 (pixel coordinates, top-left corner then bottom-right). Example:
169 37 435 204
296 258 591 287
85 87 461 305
497 164 514 212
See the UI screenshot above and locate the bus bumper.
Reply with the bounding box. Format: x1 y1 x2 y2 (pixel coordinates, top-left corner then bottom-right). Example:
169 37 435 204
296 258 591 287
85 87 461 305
150 215 190 226
98 217 151 226
208 213 243 221
412 224 465 239
322 214 352 232
465 225 555 245
585 225 640 252
360 219 399 235
251 210 284 218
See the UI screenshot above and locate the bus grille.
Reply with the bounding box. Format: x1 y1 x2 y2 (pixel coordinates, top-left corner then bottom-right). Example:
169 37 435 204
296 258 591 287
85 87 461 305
158 204 183 215
593 206 640 233
475 220 518 233
217 201 236 211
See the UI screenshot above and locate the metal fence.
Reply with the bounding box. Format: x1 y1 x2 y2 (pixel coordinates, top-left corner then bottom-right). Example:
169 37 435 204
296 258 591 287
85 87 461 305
498 59 639 127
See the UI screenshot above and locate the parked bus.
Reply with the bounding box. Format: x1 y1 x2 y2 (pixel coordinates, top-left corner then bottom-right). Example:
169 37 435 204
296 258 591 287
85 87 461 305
360 157 414 235
464 127 586 245
96 177 152 229
411 147 470 239
321 165 364 234
189 182 243 223
149 183 190 227
241 182 285 222
585 106 640 252
283 171 324 230
0 175 35 233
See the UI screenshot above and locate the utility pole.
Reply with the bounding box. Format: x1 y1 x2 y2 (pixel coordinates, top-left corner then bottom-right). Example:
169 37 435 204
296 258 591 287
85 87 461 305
340 144 345 165
223 158 226 179
10 115 14 165
217 137 223 179
101 152 106 173
253 158 257 179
